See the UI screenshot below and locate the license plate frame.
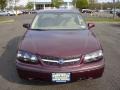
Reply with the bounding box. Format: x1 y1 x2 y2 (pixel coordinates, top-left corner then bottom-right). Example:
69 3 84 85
52 73 71 83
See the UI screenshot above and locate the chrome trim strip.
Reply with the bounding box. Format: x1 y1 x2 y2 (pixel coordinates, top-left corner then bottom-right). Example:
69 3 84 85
64 59 80 62
41 58 80 63
42 59 58 63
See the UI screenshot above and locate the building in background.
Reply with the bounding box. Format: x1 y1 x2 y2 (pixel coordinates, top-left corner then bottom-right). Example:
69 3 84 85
61 0 73 9
29 0 73 10
29 0 51 10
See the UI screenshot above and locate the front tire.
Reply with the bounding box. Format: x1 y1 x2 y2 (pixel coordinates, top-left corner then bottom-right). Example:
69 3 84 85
7 13 10 16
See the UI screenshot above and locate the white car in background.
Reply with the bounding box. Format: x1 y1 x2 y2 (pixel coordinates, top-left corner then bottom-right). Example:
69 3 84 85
0 11 11 16
59 5 74 9
0 10 15 16
8 10 23 15
7 10 16 16
0 10 23 16
17 10 23 15
110 9 120 14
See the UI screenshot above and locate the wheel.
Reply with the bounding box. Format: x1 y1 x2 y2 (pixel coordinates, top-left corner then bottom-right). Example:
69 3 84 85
118 13 120 17
7 13 10 16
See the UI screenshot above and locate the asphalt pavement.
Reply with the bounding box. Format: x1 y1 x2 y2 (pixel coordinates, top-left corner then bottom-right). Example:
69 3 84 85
0 15 120 90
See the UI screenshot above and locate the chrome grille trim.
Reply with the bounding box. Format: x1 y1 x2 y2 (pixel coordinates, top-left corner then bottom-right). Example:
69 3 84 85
41 58 80 63
42 59 58 63
40 55 81 60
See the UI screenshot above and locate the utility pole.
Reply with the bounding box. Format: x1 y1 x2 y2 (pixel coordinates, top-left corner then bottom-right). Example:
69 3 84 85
53 0 55 8
75 0 78 8
7 0 10 9
100 2 103 10
33 0 36 10
113 0 116 19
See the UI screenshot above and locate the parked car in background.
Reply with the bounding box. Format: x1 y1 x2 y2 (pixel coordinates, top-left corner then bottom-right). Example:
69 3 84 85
0 11 10 16
17 10 23 15
8 10 23 15
22 10 37 14
22 10 29 14
98 10 105 13
6 10 16 16
29 10 37 14
110 9 120 14
116 12 120 17
82 9 93 13
0 10 22 16
16 9 105 83
59 5 74 9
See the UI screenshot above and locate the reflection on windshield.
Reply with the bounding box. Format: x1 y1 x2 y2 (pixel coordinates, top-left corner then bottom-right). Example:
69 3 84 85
31 13 87 30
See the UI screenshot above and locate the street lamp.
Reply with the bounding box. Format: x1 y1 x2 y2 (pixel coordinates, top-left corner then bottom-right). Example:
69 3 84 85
13 0 17 15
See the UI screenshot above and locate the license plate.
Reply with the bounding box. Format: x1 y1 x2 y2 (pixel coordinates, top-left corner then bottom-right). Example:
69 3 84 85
52 73 70 82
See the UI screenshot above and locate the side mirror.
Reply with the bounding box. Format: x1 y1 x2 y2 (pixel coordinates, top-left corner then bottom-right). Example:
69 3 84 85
88 23 95 29
23 24 30 29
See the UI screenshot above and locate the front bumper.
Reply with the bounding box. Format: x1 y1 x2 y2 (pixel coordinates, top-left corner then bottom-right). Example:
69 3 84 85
16 60 104 82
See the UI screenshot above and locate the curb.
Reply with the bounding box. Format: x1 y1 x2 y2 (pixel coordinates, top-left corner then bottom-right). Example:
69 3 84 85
0 19 15 24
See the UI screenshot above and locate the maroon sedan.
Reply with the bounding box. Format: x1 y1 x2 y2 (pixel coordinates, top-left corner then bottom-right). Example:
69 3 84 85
16 9 104 83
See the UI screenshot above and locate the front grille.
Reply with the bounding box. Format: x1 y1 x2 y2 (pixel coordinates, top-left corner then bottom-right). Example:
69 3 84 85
40 55 81 66
43 60 80 66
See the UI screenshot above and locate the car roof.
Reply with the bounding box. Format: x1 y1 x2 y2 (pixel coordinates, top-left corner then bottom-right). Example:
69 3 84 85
37 9 80 14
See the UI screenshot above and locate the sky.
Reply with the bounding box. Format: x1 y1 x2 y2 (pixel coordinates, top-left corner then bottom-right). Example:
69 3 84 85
17 0 114 6
17 0 28 6
98 0 113 3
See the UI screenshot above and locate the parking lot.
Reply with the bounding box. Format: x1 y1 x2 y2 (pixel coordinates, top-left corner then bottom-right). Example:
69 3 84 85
0 15 120 90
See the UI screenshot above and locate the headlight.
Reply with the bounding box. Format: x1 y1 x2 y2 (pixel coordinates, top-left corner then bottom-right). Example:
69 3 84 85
84 50 103 63
17 50 38 63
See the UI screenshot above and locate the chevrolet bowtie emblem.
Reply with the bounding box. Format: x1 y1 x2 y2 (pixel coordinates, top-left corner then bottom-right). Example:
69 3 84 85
57 59 65 65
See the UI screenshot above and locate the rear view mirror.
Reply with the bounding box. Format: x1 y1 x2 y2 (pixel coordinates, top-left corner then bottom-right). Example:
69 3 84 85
88 23 95 29
23 24 30 29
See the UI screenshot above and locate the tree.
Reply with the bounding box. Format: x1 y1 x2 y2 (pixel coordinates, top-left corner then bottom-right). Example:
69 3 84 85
73 0 89 10
0 0 7 10
52 0 63 8
72 0 76 6
6 0 19 10
116 1 120 8
9 0 19 3
15 5 25 10
25 2 33 10
14 0 19 10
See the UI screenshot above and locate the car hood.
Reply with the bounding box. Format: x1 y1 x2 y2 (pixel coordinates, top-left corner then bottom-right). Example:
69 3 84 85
19 30 101 57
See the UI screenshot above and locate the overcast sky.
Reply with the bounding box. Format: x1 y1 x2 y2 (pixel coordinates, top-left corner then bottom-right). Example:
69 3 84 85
98 0 113 3
17 0 114 6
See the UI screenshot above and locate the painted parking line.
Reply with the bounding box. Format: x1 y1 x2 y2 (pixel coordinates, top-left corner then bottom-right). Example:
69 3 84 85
0 19 15 24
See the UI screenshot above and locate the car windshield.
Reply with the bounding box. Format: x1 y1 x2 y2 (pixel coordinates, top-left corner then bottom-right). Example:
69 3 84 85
31 12 87 30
